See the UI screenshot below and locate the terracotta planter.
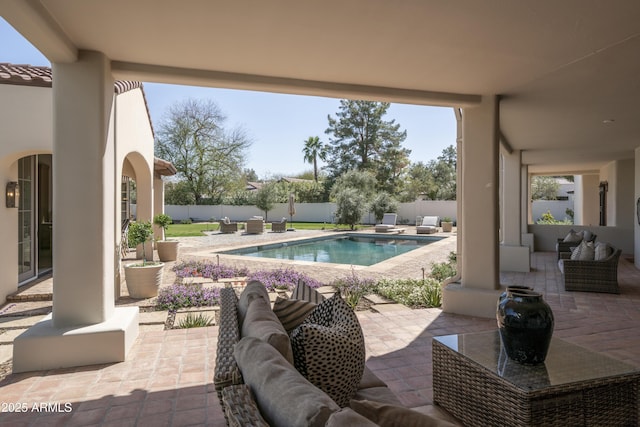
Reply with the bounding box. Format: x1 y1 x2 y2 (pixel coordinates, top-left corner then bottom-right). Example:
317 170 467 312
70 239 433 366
157 240 179 262
124 262 164 298
441 222 453 232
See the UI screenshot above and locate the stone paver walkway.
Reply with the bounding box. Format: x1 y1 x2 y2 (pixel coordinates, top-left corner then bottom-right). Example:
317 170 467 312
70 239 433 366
1 231 639 425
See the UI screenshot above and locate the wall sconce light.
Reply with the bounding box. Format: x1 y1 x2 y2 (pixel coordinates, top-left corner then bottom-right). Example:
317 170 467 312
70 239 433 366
6 182 19 208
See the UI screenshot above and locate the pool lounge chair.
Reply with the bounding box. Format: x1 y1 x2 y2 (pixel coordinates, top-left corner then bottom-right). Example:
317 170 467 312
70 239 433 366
417 216 439 234
375 213 399 233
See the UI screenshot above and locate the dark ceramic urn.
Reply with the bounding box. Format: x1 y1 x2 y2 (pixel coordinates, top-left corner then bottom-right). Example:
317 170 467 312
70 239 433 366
496 289 554 365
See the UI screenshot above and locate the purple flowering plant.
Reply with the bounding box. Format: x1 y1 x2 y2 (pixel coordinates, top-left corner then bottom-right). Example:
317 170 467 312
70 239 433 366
156 283 221 311
172 261 249 280
247 268 322 292
330 268 376 309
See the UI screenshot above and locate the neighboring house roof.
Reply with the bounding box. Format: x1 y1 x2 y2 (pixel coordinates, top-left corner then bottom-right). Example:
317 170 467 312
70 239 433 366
246 181 263 191
280 177 314 183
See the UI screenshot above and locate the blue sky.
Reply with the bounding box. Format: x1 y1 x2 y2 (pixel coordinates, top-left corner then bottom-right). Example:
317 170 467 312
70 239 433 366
1 18 456 178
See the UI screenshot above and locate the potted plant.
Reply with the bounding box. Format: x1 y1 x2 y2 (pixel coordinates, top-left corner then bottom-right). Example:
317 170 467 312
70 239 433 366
441 217 454 232
154 213 179 262
124 220 164 298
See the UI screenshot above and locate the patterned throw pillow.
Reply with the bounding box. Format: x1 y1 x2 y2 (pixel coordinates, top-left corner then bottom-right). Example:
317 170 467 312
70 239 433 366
594 242 610 261
290 293 365 407
563 229 583 243
291 280 326 304
273 297 317 333
570 240 595 261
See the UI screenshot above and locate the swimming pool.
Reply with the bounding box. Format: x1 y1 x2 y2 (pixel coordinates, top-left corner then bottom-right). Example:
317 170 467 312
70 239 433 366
221 234 442 266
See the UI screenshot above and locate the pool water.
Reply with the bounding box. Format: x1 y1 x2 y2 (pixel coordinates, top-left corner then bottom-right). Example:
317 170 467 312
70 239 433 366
222 234 441 266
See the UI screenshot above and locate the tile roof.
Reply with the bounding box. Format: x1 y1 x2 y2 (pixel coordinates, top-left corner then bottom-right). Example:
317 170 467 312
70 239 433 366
0 63 141 93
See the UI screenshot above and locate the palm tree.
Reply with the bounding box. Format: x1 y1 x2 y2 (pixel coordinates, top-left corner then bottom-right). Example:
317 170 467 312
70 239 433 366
302 136 328 182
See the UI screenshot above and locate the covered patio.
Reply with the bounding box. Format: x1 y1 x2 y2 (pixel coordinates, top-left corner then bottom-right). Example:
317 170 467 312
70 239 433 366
0 251 639 425
2 2 640 423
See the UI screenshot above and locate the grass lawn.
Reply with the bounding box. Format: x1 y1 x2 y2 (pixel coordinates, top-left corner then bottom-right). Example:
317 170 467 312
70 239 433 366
165 221 367 237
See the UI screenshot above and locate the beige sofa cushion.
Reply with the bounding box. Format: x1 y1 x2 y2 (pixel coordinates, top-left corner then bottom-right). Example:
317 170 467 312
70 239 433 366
352 386 402 406
325 407 379 426
242 294 293 364
350 399 460 427
234 336 339 427
238 281 270 325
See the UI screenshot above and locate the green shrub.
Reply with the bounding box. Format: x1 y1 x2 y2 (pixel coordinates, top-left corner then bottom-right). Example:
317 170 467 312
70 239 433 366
177 312 214 329
181 218 193 224
375 278 442 308
430 261 456 282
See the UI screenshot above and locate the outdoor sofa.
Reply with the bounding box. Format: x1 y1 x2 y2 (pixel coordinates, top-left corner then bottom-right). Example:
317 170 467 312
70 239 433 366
213 282 461 426
246 217 265 234
558 243 621 294
555 229 596 259
374 213 398 233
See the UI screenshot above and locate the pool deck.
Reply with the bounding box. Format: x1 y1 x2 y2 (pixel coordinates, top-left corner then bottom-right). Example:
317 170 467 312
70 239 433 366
178 227 457 285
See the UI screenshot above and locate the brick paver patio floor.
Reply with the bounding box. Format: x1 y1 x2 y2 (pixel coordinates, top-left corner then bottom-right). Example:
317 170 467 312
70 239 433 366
1 251 639 426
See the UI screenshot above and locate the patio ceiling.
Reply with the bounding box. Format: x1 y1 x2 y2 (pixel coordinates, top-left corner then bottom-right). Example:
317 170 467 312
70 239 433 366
3 1 640 174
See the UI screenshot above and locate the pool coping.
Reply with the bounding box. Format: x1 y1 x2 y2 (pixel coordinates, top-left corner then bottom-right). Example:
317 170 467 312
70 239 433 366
186 229 457 275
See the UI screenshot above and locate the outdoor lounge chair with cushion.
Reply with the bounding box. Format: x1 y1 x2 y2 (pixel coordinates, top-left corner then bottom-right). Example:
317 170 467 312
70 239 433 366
417 216 439 234
375 213 399 233
219 217 238 234
246 217 265 234
271 218 287 233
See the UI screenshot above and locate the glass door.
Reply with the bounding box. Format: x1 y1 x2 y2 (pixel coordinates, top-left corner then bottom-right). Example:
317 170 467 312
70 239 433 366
18 156 35 282
17 154 53 284
37 155 53 273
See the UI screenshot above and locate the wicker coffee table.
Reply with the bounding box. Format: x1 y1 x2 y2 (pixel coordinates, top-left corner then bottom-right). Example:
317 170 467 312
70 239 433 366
433 330 639 426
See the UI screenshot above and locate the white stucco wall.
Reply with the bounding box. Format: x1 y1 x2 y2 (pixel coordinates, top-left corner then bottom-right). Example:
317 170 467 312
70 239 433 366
0 82 156 305
0 84 53 303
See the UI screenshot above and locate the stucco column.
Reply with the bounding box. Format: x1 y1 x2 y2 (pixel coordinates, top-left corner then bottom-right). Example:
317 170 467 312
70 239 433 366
51 52 116 325
443 96 501 318
13 51 138 373
499 149 530 272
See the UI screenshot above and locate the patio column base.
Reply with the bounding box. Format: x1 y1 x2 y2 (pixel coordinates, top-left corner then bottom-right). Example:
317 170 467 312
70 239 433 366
499 245 531 272
12 307 139 373
442 282 501 319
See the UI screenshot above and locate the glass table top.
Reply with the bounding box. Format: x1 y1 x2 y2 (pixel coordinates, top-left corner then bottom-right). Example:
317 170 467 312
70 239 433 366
434 330 640 392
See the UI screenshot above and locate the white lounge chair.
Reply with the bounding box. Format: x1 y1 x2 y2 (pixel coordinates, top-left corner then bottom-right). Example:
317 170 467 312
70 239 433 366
375 213 399 233
417 216 439 234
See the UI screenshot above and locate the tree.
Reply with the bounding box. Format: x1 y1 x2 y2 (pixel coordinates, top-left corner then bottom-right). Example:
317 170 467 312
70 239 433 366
254 182 279 221
164 180 196 205
330 170 377 229
531 176 559 200
370 192 398 223
400 145 457 201
325 100 410 190
155 98 252 204
329 170 377 201
334 188 368 230
302 136 328 182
